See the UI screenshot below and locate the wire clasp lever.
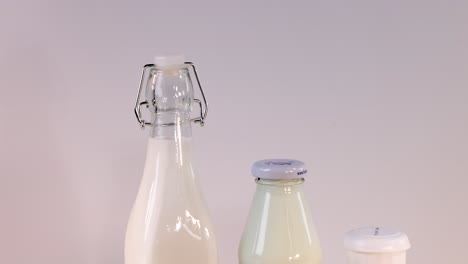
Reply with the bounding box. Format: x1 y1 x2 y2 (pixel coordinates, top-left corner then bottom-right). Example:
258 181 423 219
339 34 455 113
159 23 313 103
134 62 208 129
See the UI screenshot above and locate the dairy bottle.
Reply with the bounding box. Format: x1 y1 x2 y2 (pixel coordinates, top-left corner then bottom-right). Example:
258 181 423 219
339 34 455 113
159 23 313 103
239 159 322 264
125 55 217 264
344 226 411 264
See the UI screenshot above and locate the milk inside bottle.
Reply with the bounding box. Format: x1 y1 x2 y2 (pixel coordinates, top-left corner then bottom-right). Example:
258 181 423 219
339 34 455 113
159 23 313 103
125 55 218 264
239 159 322 264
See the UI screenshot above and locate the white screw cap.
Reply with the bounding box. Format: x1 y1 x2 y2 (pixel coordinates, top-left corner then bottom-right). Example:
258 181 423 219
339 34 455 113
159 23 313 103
251 159 308 179
344 226 411 253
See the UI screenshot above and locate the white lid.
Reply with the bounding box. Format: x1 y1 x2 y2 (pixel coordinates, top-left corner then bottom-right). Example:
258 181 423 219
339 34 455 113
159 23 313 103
251 159 308 179
154 54 186 68
344 226 411 253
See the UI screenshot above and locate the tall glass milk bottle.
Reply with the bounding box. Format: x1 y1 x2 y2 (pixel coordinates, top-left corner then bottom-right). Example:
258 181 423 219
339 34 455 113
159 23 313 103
125 55 218 264
239 159 322 264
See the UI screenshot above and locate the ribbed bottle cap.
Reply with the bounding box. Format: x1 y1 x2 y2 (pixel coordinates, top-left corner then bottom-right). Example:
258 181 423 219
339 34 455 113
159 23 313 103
251 159 308 179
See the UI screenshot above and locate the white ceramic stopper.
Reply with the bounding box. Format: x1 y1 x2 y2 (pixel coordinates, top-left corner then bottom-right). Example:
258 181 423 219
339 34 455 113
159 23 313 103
154 54 186 69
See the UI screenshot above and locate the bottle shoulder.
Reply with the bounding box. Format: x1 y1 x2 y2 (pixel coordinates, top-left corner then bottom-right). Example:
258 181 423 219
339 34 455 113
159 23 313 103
239 187 321 262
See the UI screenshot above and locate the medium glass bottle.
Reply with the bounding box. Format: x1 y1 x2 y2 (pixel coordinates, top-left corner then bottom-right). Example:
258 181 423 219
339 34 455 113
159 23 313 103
125 55 218 264
239 159 322 264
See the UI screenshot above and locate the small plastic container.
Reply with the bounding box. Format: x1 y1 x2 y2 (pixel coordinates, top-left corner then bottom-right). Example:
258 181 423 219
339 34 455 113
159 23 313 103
344 226 411 264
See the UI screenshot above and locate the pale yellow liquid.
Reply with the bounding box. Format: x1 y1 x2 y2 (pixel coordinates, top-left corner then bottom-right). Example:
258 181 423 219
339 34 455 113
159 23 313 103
125 138 218 264
239 180 322 264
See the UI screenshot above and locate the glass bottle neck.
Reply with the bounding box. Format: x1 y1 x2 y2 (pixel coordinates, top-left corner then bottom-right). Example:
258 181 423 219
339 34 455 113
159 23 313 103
148 112 192 139
256 178 305 186
255 178 305 195
144 112 194 173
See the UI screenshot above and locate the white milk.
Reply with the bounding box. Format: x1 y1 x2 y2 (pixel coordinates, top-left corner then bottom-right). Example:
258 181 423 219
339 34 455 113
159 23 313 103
239 179 322 264
125 137 218 264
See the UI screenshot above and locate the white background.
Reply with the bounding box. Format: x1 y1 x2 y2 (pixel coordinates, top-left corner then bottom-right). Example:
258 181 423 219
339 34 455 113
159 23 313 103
1 0 467 263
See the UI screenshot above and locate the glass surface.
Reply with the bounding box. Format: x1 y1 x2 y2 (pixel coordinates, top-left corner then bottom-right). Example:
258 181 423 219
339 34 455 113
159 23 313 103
239 178 322 264
125 67 218 264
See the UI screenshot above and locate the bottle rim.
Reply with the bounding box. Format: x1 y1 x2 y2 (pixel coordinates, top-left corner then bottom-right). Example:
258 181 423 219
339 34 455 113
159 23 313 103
255 177 305 186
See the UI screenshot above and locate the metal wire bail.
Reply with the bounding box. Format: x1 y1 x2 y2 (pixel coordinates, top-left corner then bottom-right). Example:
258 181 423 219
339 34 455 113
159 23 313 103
134 62 209 129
